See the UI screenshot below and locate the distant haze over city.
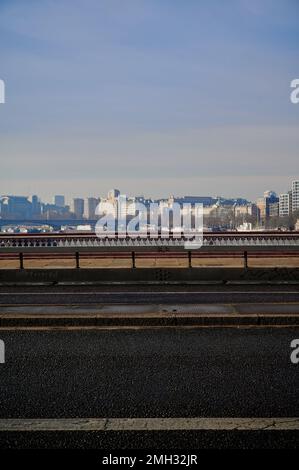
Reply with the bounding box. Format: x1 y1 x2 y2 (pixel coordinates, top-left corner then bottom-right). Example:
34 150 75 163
1 176 299 204
1 1 299 200
1 180 299 234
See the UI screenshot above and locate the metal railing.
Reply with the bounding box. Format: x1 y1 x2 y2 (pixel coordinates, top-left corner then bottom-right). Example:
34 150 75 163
1 231 299 249
1 232 299 269
1 249 299 270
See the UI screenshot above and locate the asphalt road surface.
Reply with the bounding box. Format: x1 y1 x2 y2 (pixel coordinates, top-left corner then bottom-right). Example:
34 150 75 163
1 288 299 305
0 327 298 448
1 282 299 303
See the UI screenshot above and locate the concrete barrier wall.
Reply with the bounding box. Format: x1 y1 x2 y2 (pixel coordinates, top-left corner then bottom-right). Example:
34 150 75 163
0 267 298 284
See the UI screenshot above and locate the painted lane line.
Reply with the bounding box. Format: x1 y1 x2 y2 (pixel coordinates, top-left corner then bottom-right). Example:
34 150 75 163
1 291 299 295
0 418 298 431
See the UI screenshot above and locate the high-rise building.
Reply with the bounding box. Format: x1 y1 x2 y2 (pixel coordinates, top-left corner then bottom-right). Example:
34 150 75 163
0 196 32 219
292 180 299 213
86 197 99 219
72 198 85 219
54 195 65 207
31 195 41 217
256 191 278 223
256 197 268 223
279 192 292 217
269 201 279 218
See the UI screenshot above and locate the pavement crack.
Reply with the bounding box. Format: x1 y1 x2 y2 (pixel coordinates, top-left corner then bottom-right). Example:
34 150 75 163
261 420 276 430
103 418 109 431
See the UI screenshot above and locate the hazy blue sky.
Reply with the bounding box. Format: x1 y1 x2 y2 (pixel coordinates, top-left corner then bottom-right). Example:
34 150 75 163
0 0 298 202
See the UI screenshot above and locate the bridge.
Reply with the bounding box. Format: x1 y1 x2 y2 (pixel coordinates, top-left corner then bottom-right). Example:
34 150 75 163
1 231 299 250
1 230 299 453
0 231 298 272
0 219 97 228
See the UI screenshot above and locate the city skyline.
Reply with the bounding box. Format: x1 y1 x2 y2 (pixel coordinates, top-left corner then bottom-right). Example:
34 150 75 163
1 191 250 206
1 177 299 206
1 178 298 223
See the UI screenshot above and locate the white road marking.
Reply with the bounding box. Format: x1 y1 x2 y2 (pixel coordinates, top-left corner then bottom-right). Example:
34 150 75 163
0 418 298 431
0 292 299 295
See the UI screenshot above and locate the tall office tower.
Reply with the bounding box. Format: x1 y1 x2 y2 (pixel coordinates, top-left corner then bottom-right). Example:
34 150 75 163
54 195 65 207
86 197 99 219
72 198 85 219
256 197 268 223
269 201 279 218
292 180 299 213
279 192 292 217
31 195 41 217
256 191 278 223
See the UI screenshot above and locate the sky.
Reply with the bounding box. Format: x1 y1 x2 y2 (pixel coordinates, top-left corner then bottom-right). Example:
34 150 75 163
0 0 298 203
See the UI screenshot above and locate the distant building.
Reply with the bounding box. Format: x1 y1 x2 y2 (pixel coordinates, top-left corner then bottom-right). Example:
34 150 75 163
279 192 292 217
217 197 249 206
264 190 277 200
256 191 278 223
292 180 299 213
256 197 267 223
31 195 41 217
86 197 99 219
172 196 217 206
237 222 253 231
72 198 84 219
295 219 299 231
234 203 257 218
54 195 65 207
0 196 32 219
269 201 279 218
41 203 71 220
